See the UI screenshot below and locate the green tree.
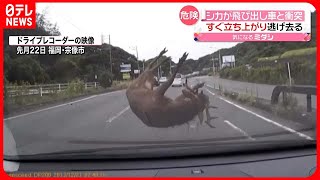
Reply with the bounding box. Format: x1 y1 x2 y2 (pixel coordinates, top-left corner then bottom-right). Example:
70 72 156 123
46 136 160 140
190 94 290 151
7 56 48 84
98 71 113 88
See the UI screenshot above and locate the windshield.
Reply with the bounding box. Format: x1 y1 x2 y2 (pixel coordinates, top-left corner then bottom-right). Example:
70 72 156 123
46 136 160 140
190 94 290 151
3 3 316 161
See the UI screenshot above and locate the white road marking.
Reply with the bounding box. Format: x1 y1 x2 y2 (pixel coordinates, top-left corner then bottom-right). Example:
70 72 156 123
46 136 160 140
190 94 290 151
4 90 124 121
106 106 130 123
205 87 215 95
4 95 97 120
206 88 314 141
224 120 255 141
96 89 124 97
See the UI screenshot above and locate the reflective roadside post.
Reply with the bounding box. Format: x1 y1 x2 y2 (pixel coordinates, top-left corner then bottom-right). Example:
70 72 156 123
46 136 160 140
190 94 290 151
209 46 221 72
287 62 292 86
95 74 97 88
218 49 221 71
212 54 214 75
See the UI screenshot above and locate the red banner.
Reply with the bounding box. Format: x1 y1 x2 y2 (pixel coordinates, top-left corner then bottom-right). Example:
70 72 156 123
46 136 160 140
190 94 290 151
2 1 36 29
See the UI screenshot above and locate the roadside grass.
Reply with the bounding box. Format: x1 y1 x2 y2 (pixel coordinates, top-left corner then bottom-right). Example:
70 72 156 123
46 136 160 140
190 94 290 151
219 47 316 85
256 47 316 62
280 47 316 59
257 55 280 62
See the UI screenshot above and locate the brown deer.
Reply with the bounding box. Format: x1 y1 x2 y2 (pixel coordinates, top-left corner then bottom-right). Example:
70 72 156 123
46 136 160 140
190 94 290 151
126 48 216 128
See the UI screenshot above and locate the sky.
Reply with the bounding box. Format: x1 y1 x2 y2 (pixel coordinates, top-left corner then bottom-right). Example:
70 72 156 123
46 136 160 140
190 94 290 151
36 3 315 62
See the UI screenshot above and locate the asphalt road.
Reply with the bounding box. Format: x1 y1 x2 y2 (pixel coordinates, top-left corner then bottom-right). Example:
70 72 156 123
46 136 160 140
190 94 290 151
4 78 316 157
197 76 316 109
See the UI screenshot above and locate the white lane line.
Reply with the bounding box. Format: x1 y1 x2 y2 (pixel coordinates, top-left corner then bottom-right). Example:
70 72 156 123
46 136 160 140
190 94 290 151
4 95 98 121
4 90 125 121
96 89 124 97
106 106 130 123
224 120 255 141
205 87 215 95
206 88 314 141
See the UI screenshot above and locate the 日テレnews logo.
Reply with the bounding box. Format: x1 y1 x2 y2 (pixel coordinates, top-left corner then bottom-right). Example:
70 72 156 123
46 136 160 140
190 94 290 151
4 2 36 29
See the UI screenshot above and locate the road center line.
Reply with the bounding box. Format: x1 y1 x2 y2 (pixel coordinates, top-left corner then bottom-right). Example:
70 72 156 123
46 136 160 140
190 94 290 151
106 106 130 123
206 88 314 141
224 120 255 141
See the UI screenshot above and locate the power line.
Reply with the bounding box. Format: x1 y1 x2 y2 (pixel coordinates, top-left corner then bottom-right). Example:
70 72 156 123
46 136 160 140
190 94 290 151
44 6 87 34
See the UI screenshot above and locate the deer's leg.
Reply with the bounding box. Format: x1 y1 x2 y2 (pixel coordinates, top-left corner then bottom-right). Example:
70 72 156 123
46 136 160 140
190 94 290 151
181 89 197 101
147 58 159 70
191 82 205 94
192 82 205 92
155 52 188 96
198 111 204 125
150 57 171 72
186 121 190 134
185 82 194 93
205 106 217 128
184 81 205 95
146 48 168 70
155 71 177 96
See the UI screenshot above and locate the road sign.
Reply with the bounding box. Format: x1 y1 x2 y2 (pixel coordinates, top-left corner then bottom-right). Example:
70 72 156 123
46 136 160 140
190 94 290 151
120 64 131 72
222 55 235 63
122 73 131 80
134 69 140 74
222 55 236 68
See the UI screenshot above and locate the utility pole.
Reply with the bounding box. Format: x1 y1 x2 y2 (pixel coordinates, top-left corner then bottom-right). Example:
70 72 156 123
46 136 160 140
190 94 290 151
135 46 138 60
157 58 160 78
170 60 172 74
101 34 104 44
135 46 140 74
109 34 112 75
209 46 221 72
218 49 221 70
212 54 214 75
143 60 145 71
130 46 140 74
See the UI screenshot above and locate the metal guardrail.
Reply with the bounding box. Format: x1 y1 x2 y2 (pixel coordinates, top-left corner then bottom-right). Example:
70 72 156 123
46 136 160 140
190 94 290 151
6 82 100 97
271 85 316 112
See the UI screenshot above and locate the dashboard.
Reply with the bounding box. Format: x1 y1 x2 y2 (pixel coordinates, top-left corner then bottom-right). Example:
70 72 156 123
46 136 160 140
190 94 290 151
4 147 316 177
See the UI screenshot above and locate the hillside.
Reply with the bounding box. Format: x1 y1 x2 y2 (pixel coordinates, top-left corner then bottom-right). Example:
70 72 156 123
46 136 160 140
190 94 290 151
177 12 316 75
